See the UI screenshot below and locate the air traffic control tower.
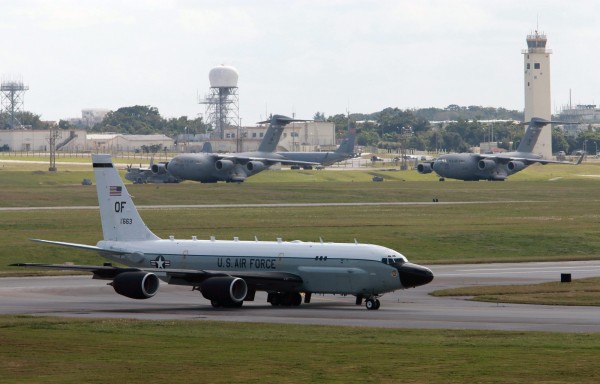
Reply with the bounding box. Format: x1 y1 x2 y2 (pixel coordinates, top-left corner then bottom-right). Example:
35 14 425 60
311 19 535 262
523 31 552 159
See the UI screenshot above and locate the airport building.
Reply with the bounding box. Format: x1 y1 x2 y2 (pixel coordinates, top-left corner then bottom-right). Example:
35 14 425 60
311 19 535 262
0 129 86 152
180 121 336 153
523 30 552 159
86 134 174 153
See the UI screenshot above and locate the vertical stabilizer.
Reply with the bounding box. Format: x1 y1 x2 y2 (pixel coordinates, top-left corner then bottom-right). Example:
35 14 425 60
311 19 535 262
257 115 303 153
92 154 160 241
516 117 550 154
335 129 357 155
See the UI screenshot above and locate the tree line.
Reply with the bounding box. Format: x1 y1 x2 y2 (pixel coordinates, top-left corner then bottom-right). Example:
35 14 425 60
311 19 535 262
2 104 597 155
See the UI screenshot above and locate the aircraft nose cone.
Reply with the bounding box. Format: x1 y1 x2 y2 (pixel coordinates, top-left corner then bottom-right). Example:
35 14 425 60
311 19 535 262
398 262 434 288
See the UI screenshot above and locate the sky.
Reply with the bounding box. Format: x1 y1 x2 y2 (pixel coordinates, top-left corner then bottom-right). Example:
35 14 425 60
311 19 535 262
1 0 600 124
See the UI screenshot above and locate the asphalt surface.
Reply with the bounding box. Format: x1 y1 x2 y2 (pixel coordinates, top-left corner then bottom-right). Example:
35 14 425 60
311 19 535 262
2 260 600 332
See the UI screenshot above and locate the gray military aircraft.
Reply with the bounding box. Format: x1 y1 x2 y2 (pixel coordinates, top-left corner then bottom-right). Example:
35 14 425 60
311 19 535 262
125 158 181 184
12 154 433 310
279 129 357 169
417 117 582 181
165 115 319 183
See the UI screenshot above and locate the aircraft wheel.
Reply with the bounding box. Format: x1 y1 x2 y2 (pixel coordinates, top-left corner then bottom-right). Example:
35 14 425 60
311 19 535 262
365 298 378 310
439 177 445 182
291 293 302 306
374 299 381 310
211 300 221 308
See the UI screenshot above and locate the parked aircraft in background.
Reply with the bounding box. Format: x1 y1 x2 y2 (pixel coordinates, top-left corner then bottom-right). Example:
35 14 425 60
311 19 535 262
125 158 181 184
279 129 357 169
417 117 583 181
13 154 434 310
165 115 319 183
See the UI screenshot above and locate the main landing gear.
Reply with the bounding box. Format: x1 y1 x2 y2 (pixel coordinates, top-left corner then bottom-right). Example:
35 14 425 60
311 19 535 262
268 292 303 307
356 295 381 310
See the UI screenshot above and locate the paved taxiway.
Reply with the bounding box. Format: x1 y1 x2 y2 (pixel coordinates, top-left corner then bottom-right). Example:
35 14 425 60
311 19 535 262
3 260 600 332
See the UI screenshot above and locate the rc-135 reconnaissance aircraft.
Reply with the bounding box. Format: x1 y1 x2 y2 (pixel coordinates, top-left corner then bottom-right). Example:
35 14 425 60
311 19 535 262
417 117 583 181
13 154 433 310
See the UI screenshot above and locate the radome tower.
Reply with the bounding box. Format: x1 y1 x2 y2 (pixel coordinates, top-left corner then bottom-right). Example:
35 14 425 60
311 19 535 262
199 65 239 139
522 30 552 159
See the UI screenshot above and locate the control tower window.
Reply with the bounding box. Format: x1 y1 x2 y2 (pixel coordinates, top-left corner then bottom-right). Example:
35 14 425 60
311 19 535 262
534 63 541 69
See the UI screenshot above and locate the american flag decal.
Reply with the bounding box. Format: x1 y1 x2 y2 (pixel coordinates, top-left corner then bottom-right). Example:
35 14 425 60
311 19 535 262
109 186 122 196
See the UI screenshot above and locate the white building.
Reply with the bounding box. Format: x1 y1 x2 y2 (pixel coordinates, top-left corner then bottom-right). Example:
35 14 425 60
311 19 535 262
0 129 87 151
185 121 336 153
86 134 174 152
523 30 552 159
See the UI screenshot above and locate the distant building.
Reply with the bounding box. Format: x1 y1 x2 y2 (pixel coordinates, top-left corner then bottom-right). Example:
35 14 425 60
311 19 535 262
86 133 174 152
0 129 86 151
182 121 336 153
557 104 600 137
68 109 110 128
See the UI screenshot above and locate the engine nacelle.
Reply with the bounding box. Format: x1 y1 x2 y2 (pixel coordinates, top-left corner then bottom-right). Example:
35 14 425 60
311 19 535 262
507 160 526 172
245 161 265 172
417 162 433 174
215 159 235 171
200 276 248 304
478 159 497 171
151 163 169 175
111 271 160 300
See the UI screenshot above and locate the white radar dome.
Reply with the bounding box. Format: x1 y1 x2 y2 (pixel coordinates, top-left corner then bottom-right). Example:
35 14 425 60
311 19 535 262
209 65 239 88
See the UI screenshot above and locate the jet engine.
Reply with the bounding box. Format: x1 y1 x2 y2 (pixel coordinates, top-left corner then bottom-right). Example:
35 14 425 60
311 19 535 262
478 159 497 171
151 163 169 175
417 162 433 174
507 161 526 172
200 276 248 305
245 161 265 172
215 159 235 171
111 271 160 299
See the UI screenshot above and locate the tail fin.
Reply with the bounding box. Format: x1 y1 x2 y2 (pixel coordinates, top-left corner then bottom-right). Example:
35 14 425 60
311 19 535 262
516 117 550 153
335 129 357 155
201 142 213 153
257 114 310 153
92 154 160 242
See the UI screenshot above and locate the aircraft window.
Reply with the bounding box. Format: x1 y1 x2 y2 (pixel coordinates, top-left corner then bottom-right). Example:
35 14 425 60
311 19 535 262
381 258 388 264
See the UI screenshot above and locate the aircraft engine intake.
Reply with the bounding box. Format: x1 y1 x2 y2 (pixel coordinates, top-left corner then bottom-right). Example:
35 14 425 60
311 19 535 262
478 159 497 171
200 276 248 304
417 162 433 174
245 161 265 172
507 161 526 171
215 159 235 171
151 163 169 175
111 271 160 299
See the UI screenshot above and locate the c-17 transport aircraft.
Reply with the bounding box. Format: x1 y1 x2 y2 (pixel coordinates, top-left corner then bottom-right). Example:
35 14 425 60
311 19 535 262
417 117 582 181
278 129 357 169
165 115 319 183
12 154 434 310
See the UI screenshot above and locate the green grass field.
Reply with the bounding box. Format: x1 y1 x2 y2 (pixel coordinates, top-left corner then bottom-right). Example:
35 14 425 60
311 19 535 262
2 317 600 384
3 158 600 383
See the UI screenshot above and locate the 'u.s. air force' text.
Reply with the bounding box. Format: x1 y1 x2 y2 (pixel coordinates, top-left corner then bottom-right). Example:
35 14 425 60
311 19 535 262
217 258 276 269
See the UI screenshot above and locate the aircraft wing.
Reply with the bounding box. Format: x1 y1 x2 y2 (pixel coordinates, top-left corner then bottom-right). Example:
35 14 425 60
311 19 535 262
217 154 320 166
11 262 304 290
478 153 584 165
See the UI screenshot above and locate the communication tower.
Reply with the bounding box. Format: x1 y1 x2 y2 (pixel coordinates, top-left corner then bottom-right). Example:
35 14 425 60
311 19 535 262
199 65 239 139
522 30 552 159
1 78 29 129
